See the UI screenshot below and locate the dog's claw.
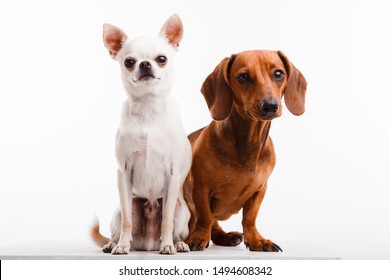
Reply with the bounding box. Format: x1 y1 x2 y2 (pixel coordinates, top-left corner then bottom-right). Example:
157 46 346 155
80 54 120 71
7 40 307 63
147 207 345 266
272 244 283 252
246 239 282 252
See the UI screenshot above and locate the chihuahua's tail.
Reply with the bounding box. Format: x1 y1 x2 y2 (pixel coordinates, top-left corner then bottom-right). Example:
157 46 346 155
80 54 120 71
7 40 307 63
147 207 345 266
90 216 110 247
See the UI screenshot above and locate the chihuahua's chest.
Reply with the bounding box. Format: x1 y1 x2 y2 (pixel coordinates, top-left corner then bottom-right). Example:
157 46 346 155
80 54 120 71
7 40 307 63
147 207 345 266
116 103 173 199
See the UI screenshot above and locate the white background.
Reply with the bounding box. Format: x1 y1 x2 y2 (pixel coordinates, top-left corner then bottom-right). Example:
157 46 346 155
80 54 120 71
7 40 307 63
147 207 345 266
0 0 389 260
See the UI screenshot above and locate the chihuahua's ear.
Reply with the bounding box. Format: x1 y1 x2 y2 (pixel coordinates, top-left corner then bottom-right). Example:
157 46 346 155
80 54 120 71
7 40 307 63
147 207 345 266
277 51 307 116
103 24 128 59
159 14 183 50
201 56 236 121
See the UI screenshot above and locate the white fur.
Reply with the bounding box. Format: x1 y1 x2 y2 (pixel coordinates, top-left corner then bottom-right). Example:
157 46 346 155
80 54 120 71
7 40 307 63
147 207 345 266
103 15 191 255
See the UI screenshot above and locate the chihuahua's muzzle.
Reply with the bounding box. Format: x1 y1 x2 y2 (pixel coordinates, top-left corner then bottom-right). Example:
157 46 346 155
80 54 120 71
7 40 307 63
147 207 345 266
138 60 156 81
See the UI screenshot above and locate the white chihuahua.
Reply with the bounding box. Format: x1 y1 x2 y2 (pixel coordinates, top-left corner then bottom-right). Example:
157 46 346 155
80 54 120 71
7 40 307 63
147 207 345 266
90 14 192 255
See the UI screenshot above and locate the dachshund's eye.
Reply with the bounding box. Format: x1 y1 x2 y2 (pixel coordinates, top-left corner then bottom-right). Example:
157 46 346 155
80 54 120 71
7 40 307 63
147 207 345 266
273 70 285 81
124 58 136 68
156 56 167 64
238 73 251 83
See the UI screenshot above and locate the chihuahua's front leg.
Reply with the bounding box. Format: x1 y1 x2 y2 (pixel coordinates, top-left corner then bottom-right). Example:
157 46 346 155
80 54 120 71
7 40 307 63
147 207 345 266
160 168 181 254
111 167 133 254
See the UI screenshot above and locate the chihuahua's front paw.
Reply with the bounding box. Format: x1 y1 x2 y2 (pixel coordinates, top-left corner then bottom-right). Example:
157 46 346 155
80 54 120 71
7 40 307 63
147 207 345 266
160 243 177 255
111 242 131 254
175 241 190 253
102 241 117 253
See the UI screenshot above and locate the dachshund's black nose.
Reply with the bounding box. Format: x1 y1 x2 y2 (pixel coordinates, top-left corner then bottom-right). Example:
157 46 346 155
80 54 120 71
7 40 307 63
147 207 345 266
260 99 279 114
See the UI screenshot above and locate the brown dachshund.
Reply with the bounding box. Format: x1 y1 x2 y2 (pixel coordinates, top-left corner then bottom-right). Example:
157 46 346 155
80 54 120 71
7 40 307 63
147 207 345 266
184 50 307 252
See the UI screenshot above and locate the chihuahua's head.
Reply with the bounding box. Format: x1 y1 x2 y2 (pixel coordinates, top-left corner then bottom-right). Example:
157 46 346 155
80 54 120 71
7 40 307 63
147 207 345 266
103 14 183 98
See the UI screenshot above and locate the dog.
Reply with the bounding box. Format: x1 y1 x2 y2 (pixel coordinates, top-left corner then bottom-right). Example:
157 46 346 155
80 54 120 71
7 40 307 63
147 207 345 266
184 50 307 252
90 14 192 255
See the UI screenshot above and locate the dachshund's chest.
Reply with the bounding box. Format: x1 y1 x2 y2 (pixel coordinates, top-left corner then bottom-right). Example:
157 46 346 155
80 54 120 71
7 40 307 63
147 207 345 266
196 136 275 220
210 178 262 220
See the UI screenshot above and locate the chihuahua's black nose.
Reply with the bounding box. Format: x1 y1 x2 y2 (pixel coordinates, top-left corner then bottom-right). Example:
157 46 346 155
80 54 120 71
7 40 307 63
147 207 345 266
260 99 279 114
139 61 152 69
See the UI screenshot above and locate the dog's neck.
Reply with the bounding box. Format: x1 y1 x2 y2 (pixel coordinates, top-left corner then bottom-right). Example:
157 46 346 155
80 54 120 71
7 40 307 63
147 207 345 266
124 91 169 121
220 107 271 166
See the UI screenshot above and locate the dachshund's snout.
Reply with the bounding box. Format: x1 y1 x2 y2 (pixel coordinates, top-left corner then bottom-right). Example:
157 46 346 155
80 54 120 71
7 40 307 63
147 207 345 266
260 98 279 116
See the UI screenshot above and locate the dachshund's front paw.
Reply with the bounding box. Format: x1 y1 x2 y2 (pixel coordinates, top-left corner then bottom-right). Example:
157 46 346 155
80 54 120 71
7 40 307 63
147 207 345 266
245 239 282 252
186 236 210 251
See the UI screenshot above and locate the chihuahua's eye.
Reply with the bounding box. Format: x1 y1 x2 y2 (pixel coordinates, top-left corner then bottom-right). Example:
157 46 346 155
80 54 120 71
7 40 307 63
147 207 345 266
124 58 136 68
273 70 285 81
156 56 167 64
237 73 251 84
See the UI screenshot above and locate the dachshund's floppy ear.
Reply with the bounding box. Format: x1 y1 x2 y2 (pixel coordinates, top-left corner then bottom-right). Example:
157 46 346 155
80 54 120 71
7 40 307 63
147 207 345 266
201 56 236 120
277 51 307 116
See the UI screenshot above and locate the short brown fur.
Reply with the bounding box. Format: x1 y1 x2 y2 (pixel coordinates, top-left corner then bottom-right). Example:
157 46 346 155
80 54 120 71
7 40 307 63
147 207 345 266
184 50 307 252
